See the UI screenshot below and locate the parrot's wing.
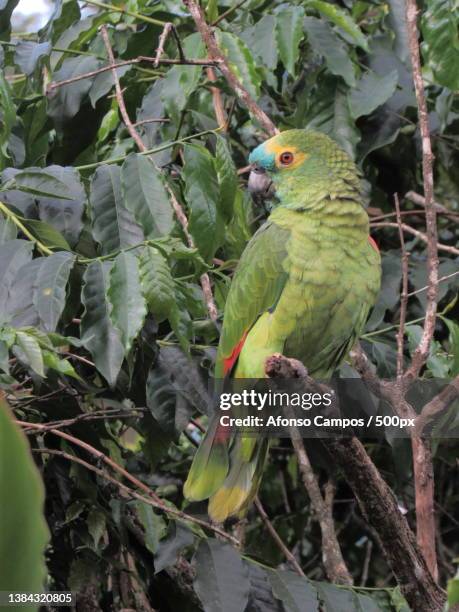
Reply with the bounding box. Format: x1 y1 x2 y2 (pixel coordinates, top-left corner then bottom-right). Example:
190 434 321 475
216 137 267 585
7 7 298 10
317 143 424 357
215 220 290 377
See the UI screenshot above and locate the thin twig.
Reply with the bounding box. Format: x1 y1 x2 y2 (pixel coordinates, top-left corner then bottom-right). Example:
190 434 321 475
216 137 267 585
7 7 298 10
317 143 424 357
395 193 409 378
254 497 305 577
265 355 353 585
211 0 250 26
32 446 239 545
370 221 459 256
183 0 278 136
85 0 166 26
407 270 459 298
132 117 169 127
404 191 453 216
46 56 221 94
206 66 227 130
100 25 218 322
404 0 439 383
154 23 186 66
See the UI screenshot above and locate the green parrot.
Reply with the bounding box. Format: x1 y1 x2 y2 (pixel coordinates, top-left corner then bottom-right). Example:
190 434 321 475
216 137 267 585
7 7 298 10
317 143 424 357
184 129 381 522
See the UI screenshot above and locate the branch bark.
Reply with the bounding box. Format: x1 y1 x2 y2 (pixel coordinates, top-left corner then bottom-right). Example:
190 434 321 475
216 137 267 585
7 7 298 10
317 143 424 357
265 354 353 586
264 354 446 611
403 0 439 382
182 0 278 136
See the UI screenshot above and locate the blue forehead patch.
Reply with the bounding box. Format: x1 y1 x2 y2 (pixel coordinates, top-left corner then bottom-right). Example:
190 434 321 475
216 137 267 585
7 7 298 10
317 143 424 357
248 143 276 170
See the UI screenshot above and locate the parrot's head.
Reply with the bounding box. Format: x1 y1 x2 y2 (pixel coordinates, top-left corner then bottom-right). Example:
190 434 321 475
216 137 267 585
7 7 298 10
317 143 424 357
248 129 360 208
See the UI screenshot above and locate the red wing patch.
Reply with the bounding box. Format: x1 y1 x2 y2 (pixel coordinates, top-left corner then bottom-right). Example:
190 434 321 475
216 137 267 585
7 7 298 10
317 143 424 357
368 235 379 253
223 331 248 376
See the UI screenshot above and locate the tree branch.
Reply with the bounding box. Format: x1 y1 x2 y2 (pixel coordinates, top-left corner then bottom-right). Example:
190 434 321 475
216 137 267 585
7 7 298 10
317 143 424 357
263 354 446 611
394 193 410 379
265 354 353 586
21 421 239 545
100 25 218 322
182 0 278 136
370 222 459 257
403 0 439 382
254 497 305 577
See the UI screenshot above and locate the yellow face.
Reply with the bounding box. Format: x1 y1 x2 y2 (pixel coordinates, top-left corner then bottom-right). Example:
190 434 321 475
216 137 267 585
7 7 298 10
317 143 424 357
263 141 310 171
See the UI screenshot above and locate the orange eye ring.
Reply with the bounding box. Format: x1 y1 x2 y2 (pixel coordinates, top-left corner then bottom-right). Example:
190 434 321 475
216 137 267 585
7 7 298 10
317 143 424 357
279 151 294 166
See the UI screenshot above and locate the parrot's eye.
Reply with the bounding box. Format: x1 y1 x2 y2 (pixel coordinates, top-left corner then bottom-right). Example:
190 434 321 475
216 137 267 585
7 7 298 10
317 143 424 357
279 151 294 166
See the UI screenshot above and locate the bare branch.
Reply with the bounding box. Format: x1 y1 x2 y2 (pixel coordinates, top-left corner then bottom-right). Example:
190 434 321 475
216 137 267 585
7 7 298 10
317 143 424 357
262 353 446 610
370 221 459 257
394 193 410 378
207 66 228 131
403 0 439 382
405 191 455 217
46 56 221 94
183 0 278 136
254 497 305 577
32 444 239 545
265 354 353 585
154 22 186 66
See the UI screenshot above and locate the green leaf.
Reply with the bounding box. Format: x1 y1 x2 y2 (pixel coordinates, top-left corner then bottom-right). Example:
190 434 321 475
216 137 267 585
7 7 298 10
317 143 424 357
316 583 362 611
304 17 356 87
135 501 166 555
333 89 360 159
139 245 175 321
422 0 459 91
108 251 147 353
89 65 131 108
7 169 74 200
17 166 85 248
42 349 80 379
216 31 261 99
81 260 124 386
0 212 17 243
348 69 398 120
387 0 410 63
0 71 16 167
0 399 49 608
21 218 71 251
440 317 459 377
48 55 102 121
447 572 459 607
215 135 238 222
268 569 319 612
160 33 205 122
183 144 224 262
90 164 144 255
405 325 450 378
15 330 45 376
194 539 250 612
306 0 369 51
14 40 51 75
121 153 174 239
87 510 106 549
0 0 19 40
275 6 305 75
33 252 75 332
0 240 34 325
241 15 278 71
154 523 194 574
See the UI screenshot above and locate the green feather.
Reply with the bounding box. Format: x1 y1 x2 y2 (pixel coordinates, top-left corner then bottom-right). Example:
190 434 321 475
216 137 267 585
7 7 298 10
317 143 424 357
184 129 381 522
183 417 229 501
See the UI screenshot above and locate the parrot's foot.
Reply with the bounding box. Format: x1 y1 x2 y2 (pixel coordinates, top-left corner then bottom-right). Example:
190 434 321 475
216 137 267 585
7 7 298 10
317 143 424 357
264 353 308 378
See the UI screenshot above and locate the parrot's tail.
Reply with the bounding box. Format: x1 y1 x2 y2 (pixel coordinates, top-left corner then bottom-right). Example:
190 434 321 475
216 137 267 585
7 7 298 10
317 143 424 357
184 418 269 523
208 436 269 523
183 417 230 502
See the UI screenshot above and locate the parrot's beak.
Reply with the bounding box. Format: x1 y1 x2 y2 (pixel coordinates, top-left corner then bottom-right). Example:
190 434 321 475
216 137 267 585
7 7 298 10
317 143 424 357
248 164 275 197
